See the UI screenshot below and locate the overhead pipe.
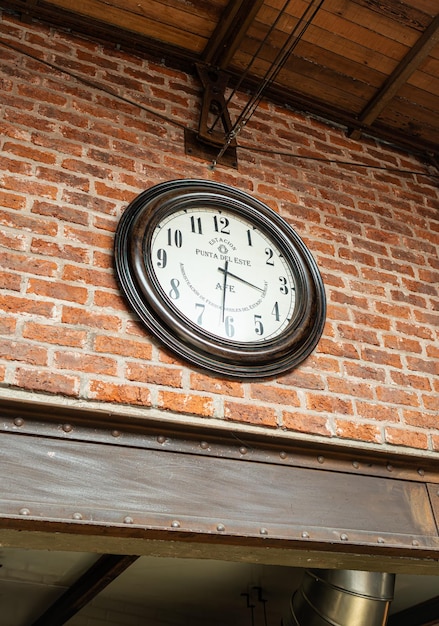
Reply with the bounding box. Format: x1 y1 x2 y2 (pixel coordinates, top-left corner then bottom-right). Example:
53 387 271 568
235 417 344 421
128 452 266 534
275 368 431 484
285 569 395 626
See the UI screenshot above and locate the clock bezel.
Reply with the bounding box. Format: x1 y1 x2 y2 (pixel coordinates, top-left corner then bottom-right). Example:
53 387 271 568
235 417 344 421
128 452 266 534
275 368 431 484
114 179 326 378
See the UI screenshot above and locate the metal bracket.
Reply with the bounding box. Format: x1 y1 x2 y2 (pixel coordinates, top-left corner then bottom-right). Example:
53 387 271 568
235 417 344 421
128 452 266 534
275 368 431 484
184 64 238 168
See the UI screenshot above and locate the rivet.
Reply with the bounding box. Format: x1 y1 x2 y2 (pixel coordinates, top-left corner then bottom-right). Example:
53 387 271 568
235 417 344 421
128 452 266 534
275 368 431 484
317 456 325 464
386 464 393 472
171 520 180 528
280 451 287 459
418 468 425 476
340 533 349 541
124 516 134 524
72 512 83 520
62 424 73 433
216 523 225 532
412 539 420 546
301 531 310 539
352 461 360 469
260 527 268 535
157 435 166 444
377 537 385 544
239 446 247 455
19 508 30 516
200 441 209 450
111 430 121 438
13 417 24 427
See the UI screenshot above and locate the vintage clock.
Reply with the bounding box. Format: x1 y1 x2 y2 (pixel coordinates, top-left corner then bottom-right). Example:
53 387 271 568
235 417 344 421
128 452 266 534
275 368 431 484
114 180 326 378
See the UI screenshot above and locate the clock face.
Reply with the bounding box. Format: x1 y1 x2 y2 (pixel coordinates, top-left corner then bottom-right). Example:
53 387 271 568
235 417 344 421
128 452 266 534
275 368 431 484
114 180 326 378
150 207 296 343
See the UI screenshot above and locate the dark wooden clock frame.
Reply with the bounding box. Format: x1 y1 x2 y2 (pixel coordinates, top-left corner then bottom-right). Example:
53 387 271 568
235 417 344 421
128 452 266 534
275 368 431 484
114 179 326 378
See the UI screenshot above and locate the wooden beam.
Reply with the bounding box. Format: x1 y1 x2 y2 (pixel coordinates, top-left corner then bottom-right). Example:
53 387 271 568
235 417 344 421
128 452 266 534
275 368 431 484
351 13 439 138
387 595 439 626
202 0 264 68
31 554 139 626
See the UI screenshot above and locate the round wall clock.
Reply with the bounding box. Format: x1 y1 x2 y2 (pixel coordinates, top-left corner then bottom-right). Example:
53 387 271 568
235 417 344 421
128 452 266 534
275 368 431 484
114 180 326 378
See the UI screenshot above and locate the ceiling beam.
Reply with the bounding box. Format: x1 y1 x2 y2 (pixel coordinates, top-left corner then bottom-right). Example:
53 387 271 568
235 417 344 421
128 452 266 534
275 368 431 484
387 595 439 626
31 554 139 626
351 12 439 139
202 0 264 68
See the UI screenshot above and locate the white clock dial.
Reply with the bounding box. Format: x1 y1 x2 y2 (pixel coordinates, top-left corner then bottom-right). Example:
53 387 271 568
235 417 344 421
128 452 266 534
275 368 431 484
150 208 296 343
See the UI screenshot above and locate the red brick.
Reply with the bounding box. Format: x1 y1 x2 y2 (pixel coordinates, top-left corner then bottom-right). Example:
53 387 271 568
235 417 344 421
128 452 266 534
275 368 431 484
361 347 402 369
384 427 428 450
15 367 79 397
224 401 277 428
127 363 182 387
0 294 54 318
89 380 150 406
62 264 116 289
190 373 244 398
376 386 419 407
55 351 117 376
306 393 353 415
27 278 88 304
282 411 331 437
403 409 439 430
0 338 47 365
0 208 58 236
158 391 214 417
23 322 87 347
31 200 89 225
356 402 399 422
61 306 121 331
0 190 27 210
94 335 152 360
335 420 381 443
250 384 300 407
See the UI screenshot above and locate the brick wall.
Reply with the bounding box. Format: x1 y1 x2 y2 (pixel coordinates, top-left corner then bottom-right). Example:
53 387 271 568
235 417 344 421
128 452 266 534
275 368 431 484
0 11 438 455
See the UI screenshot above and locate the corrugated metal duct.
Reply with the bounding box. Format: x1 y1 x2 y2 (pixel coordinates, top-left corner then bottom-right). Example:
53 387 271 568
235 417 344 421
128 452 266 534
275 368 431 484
286 569 395 626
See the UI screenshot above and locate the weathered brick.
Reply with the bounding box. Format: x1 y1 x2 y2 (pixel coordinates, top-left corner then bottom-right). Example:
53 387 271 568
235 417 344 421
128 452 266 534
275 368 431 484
89 380 150 406
158 391 214 417
15 367 79 397
224 401 277 428
282 411 331 437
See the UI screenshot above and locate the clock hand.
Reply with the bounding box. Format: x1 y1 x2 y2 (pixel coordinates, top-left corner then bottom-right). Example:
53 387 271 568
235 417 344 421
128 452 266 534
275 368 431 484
217 266 264 292
220 260 229 323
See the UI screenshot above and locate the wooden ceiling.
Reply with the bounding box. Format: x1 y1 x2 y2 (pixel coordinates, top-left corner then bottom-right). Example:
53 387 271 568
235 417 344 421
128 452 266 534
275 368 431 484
2 0 439 160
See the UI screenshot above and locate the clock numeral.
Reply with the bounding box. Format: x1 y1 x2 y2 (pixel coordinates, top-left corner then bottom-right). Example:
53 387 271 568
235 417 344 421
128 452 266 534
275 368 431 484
195 303 205 325
254 314 264 336
265 247 274 265
247 229 253 246
213 215 230 235
156 248 167 269
225 316 235 338
169 278 180 300
279 276 289 294
272 301 280 321
190 216 203 234
167 228 183 248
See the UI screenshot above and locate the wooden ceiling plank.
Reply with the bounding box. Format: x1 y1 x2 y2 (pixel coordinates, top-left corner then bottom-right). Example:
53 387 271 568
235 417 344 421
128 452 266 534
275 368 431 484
202 0 265 67
44 0 209 52
356 13 439 128
387 594 439 626
31 554 139 626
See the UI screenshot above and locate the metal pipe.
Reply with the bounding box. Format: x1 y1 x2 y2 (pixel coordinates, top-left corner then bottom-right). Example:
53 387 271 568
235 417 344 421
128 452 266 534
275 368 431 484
286 569 395 626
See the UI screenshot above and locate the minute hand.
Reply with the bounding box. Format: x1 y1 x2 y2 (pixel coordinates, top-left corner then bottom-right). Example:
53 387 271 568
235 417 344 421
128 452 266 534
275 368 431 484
217 266 264 292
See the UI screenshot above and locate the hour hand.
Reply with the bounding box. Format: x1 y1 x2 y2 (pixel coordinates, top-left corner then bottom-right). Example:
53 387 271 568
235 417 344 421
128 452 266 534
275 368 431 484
217 266 264 292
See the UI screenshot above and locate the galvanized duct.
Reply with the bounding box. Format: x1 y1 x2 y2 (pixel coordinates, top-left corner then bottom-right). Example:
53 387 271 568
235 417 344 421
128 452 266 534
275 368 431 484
287 569 395 626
